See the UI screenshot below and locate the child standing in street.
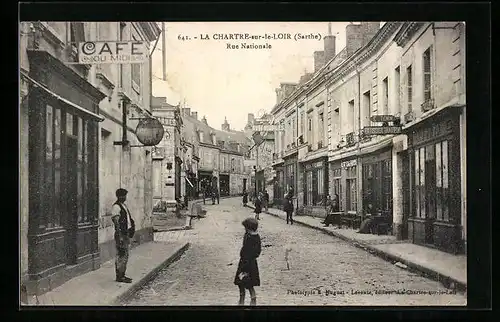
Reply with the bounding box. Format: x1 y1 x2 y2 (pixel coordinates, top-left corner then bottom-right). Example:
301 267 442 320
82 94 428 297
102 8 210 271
234 217 262 306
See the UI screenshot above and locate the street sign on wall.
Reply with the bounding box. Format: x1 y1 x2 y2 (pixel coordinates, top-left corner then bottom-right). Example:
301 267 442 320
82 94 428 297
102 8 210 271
78 41 148 64
370 115 400 123
363 126 402 135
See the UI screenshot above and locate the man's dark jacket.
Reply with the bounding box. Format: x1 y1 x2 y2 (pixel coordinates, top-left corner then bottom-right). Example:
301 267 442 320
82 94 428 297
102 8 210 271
114 202 135 238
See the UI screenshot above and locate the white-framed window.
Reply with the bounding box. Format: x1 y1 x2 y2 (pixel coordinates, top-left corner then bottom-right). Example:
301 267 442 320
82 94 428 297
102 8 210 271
382 77 389 114
407 65 413 112
423 46 433 102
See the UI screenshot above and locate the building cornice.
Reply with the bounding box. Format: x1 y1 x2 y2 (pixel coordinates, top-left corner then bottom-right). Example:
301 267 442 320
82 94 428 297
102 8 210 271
393 22 426 47
271 23 402 118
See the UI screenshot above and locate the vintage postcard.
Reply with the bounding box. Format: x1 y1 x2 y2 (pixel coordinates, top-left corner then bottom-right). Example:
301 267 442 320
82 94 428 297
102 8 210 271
19 19 468 306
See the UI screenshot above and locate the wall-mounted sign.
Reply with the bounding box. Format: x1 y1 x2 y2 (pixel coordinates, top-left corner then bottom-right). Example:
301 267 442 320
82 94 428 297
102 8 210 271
253 123 285 132
370 115 400 123
363 126 402 136
136 118 165 146
78 41 148 64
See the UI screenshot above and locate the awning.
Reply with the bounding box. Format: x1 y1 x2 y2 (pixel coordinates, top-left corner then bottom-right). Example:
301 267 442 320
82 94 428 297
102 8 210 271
20 71 105 122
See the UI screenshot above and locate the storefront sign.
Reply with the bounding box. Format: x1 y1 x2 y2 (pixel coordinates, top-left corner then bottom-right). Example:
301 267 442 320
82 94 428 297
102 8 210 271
370 115 400 123
305 160 324 170
135 117 165 146
253 123 284 132
363 126 402 135
78 41 148 64
341 159 357 169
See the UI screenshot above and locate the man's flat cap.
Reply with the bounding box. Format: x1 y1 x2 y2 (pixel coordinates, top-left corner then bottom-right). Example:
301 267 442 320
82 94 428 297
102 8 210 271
116 188 128 197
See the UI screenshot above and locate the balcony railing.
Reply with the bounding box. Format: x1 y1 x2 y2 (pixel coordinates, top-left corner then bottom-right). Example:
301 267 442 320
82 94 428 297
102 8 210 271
307 144 313 152
291 142 296 149
421 98 435 112
318 141 323 149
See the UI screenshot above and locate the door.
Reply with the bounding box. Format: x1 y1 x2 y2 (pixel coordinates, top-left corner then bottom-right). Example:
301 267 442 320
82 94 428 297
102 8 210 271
401 152 410 239
424 145 436 244
243 178 247 192
66 136 78 265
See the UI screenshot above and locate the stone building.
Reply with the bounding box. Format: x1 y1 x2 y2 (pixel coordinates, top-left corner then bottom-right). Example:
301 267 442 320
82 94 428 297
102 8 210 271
151 97 183 208
270 21 466 255
19 21 160 297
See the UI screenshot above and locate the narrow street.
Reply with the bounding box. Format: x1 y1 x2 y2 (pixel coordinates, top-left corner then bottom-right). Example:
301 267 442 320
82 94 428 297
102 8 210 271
123 198 466 306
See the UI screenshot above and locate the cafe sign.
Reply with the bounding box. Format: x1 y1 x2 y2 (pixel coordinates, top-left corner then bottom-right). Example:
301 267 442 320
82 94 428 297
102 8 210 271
78 41 148 64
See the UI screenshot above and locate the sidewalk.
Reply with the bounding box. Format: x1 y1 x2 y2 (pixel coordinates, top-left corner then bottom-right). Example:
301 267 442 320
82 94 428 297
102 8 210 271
250 205 467 291
23 241 190 306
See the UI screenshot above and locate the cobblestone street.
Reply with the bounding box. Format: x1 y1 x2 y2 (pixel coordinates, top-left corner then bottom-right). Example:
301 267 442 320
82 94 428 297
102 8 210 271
123 198 466 306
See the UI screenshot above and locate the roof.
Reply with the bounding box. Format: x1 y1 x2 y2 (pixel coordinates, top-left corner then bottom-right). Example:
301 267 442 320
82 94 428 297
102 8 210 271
181 113 253 154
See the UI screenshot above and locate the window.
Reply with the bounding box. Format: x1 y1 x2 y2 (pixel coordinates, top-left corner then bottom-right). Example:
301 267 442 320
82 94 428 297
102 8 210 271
414 147 426 218
381 159 392 214
348 100 355 132
306 171 313 205
317 167 324 204
407 65 413 112
39 104 95 230
363 91 371 127
435 140 450 222
300 112 305 135
69 22 85 50
346 165 357 212
395 66 401 115
292 117 296 142
131 35 142 94
423 46 433 101
382 77 389 114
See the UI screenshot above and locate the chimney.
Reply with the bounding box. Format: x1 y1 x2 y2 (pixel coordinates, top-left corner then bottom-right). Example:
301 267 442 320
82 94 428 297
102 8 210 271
191 111 198 120
323 35 336 62
221 117 230 131
299 73 313 84
247 113 255 125
275 87 283 104
346 22 380 56
202 116 208 124
314 51 325 72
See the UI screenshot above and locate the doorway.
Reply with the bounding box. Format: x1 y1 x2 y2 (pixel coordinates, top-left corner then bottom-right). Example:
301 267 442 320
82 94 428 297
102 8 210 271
243 178 247 192
424 146 436 245
66 136 78 265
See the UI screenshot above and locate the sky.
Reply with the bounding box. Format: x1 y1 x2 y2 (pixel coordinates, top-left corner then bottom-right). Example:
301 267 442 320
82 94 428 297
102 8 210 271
151 22 352 131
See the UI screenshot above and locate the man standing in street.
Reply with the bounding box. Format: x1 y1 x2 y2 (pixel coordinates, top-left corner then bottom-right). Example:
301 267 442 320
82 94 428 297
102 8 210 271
111 188 135 283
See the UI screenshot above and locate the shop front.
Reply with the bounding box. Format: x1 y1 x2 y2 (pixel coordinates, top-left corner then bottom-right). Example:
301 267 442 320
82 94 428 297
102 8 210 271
406 107 463 254
361 147 393 221
283 155 298 194
24 50 105 294
340 158 358 215
303 157 328 207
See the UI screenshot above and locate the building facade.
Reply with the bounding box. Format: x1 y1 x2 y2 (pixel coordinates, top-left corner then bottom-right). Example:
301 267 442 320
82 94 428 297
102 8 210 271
151 97 183 208
269 21 466 254
19 21 161 296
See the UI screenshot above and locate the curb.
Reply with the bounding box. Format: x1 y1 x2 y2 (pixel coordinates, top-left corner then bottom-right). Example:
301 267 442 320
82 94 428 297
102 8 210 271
249 205 467 293
113 242 191 305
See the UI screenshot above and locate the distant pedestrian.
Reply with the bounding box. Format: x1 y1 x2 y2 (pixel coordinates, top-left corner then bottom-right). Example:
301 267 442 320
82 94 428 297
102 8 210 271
263 190 269 212
234 217 261 306
254 193 262 220
284 190 294 225
111 188 135 283
242 190 248 207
